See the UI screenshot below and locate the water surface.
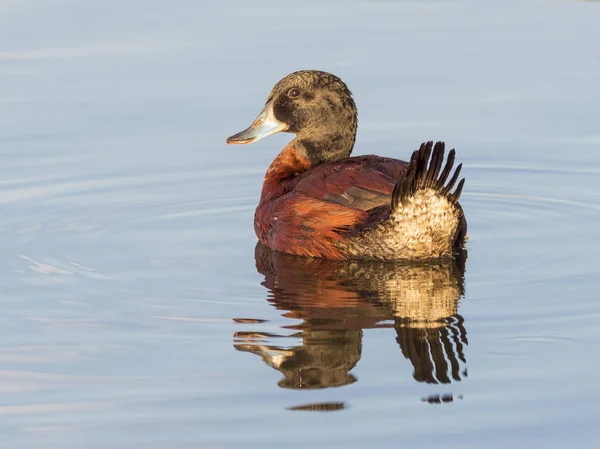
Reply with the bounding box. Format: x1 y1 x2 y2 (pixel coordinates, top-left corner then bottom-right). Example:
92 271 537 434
1 0 600 448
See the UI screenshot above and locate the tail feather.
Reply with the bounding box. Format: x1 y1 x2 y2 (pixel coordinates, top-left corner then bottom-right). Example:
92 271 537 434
392 141 465 210
442 162 462 196
425 141 445 187
437 148 455 186
451 178 465 203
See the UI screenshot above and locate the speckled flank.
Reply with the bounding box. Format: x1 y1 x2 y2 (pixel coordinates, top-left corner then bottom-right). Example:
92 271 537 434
338 189 461 260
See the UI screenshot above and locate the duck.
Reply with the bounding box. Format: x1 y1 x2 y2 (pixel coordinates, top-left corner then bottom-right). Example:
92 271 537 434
226 70 467 260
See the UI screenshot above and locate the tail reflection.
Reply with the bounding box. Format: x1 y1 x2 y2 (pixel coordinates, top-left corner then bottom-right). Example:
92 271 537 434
234 243 468 395
396 315 468 384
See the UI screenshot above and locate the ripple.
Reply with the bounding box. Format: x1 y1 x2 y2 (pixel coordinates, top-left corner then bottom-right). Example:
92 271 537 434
18 255 72 275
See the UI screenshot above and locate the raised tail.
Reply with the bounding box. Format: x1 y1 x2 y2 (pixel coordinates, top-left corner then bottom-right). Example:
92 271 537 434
392 141 465 211
388 141 467 257
334 141 467 260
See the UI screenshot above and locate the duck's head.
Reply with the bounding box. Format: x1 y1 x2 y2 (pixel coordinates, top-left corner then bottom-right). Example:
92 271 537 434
227 70 358 163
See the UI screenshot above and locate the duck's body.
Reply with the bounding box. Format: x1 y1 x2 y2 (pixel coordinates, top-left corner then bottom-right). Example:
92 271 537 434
227 70 466 260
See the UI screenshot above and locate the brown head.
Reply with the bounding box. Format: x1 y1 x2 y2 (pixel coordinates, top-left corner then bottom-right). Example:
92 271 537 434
226 70 358 164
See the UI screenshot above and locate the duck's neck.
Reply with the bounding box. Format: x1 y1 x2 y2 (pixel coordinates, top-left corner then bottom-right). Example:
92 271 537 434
296 136 354 164
294 118 357 165
263 141 311 188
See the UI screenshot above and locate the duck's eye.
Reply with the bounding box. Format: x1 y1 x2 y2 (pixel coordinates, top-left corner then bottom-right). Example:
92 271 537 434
288 88 301 98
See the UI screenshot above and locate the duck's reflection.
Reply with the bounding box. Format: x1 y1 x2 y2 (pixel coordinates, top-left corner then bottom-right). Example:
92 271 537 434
234 243 468 400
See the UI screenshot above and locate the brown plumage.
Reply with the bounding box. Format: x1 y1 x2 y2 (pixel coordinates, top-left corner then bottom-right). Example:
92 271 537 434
227 70 467 260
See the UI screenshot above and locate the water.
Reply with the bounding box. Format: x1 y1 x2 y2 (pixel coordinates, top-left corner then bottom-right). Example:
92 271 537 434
1 0 600 447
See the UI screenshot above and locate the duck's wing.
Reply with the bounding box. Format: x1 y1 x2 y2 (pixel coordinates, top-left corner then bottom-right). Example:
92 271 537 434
257 157 407 258
295 156 408 211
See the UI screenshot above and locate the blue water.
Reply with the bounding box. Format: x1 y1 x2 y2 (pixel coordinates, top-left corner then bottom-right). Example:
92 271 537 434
2 0 600 448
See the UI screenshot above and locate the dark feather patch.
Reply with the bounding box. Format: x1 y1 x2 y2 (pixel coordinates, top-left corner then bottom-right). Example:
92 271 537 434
392 141 466 210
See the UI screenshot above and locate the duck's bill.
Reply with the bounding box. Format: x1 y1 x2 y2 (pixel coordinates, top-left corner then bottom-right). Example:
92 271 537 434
226 101 287 145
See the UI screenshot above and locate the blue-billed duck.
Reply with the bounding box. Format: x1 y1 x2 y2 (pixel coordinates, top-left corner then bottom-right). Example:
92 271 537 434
227 70 466 260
